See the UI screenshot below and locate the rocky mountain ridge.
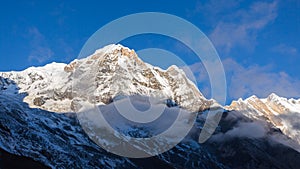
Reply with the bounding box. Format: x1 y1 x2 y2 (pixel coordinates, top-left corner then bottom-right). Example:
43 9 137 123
0 44 213 113
226 93 300 149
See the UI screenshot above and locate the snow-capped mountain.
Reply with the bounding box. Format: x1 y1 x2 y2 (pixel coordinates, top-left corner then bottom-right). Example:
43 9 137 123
1 76 300 169
226 94 300 148
0 44 300 169
0 44 212 113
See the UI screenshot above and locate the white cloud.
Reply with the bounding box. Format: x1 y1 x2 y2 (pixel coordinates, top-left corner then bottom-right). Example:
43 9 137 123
209 111 300 152
223 58 300 99
208 0 278 53
210 121 267 142
189 0 240 23
226 121 266 138
272 43 298 56
27 27 54 63
187 58 300 101
28 46 53 63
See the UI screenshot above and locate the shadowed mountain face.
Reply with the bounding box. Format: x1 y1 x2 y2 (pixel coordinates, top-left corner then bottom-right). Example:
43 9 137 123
0 77 299 169
202 111 300 169
0 79 135 168
0 148 50 169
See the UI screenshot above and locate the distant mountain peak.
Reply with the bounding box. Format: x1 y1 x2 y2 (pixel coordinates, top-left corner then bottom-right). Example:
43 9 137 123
227 93 300 149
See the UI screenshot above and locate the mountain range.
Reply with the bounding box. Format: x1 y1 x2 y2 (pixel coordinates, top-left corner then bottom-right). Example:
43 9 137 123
0 44 299 169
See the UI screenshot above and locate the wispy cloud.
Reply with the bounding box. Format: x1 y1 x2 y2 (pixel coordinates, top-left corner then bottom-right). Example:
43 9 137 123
201 0 279 53
187 58 300 101
184 0 300 102
57 38 75 62
210 121 267 142
27 27 54 63
271 43 298 56
223 58 300 99
50 2 75 26
191 0 241 23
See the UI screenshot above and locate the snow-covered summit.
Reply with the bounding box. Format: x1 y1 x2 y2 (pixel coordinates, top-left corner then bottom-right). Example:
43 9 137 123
226 93 300 146
0 44 213 113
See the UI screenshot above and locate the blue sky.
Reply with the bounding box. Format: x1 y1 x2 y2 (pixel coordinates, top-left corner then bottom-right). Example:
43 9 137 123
0 0 299 103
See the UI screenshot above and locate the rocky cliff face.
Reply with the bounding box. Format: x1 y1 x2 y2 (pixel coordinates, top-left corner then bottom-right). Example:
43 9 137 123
0 44 213 113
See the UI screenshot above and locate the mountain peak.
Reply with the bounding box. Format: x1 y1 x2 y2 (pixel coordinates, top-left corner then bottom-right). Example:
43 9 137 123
0 44 212 113
92 44 136 60
228 94 300 148
267 92 281 101
245 95 259 101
